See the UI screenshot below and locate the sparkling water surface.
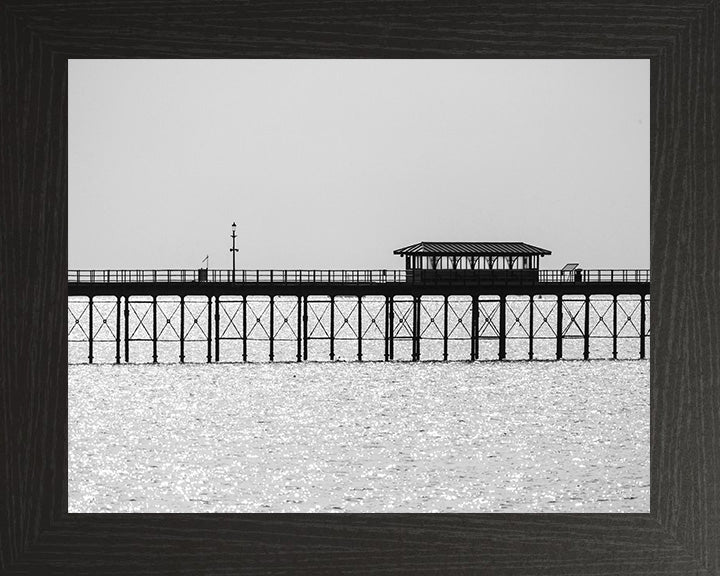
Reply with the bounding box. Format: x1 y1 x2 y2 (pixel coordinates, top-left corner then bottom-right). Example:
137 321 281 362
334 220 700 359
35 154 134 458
69 360 648 513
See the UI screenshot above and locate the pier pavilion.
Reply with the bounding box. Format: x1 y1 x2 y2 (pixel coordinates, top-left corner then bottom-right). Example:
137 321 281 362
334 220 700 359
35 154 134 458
393 241 551 284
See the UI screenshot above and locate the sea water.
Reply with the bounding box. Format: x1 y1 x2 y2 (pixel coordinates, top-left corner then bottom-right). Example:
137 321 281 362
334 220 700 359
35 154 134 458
68 360 649 512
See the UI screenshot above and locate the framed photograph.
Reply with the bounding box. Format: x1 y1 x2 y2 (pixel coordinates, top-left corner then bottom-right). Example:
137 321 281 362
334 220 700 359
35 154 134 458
67 58 651 517
3 1 718 574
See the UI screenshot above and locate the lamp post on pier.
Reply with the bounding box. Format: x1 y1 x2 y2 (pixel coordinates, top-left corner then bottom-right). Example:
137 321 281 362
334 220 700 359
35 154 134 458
230 222 238 282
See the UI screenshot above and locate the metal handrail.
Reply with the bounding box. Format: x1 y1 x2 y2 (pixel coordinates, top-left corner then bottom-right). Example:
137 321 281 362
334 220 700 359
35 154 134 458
68 268 650 284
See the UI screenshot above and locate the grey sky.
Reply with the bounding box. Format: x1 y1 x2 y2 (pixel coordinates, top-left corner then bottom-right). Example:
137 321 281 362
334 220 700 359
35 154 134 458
69 59 649 271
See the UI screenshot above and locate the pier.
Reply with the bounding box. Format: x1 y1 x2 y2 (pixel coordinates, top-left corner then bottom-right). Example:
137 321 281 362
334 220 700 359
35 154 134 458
68 242 650 364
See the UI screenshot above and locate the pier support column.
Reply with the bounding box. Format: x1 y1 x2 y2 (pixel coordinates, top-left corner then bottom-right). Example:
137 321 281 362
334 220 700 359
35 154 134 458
206 295 212 363
443 295 449 361
528 295 534 360
296 295 302 362
418 296 423 361
583 294 590 360
471 295 479 361
411 297 416 361
269 295 275 362
124 296 129 363
612 294 618 359
384 296 390 362
411 295 421 361
296 296 302 362
357 295 363 361
329 295 335 361
499 294 506 360
115 295 121 364
388 296 395 360
215 296 220 362
152 295 158 364
242 295 247 362
556 295 563 360
179 296 185 363
88 296 94 364
640 294 646 359
303 296 308 361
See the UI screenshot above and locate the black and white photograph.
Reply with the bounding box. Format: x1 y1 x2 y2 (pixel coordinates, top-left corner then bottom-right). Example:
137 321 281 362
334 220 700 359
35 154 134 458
68 59 649 513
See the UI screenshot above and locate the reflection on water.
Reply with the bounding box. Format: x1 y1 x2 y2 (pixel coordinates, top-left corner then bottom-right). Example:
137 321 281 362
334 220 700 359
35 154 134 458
69 361 649 512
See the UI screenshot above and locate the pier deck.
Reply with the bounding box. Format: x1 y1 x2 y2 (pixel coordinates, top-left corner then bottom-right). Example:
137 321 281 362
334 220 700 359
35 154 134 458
69 268 649 297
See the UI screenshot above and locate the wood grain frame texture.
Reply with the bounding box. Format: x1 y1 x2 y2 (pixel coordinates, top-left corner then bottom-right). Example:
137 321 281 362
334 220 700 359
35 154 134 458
0 1 718 574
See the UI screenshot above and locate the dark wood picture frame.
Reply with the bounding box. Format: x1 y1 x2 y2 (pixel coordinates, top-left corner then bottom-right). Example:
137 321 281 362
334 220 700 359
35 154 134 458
2 1 718 574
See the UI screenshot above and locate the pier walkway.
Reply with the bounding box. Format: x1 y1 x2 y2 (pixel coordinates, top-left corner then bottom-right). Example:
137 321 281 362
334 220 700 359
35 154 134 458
69 268 649 296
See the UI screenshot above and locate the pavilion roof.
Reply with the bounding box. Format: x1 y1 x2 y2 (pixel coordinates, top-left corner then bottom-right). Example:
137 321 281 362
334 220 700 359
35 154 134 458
393 241 551 257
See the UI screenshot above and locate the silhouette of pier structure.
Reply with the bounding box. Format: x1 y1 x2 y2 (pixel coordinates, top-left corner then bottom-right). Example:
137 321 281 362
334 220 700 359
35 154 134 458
68 242 650 364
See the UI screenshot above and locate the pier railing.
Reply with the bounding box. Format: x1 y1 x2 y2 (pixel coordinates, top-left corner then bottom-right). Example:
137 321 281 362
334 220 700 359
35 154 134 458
540 270 650 283
68 269 650 284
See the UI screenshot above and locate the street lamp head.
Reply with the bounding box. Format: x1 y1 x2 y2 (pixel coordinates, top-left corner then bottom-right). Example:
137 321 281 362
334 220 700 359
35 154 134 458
232 222 236 229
